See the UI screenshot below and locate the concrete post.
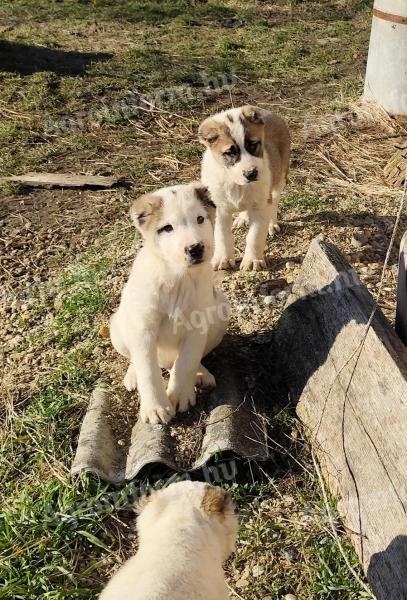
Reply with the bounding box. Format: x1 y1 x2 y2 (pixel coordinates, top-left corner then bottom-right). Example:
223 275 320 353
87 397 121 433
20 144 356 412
364 0 407 116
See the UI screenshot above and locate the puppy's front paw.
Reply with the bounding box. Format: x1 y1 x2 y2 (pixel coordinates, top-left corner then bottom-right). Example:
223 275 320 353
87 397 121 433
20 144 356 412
233 212 249 229
140 397 175 425
268 222 281 236
195 367 216 389
240 257 267 271
212 256 236 271
167 379 196 413
123 366 137 391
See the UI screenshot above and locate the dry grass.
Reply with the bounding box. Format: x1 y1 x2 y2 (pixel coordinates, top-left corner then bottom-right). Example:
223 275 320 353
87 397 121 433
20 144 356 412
294 99 407 199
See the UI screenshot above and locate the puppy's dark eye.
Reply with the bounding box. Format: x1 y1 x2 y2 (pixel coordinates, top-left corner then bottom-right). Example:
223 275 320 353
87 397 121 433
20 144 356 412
223 145 238 157
157 224 173 234
246 140 260 154
197 216 204 224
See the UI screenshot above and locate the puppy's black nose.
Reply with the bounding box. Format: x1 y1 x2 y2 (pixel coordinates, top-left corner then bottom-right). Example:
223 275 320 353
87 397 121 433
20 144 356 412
244 167 258 182
185 242 204 260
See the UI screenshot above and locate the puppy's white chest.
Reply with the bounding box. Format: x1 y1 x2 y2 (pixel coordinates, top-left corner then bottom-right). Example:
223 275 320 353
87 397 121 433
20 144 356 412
225 184 245 210
225 181 267 212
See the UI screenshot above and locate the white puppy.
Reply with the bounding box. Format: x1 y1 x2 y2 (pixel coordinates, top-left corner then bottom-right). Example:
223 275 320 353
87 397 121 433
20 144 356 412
100 481 239 600
110 182 230 424
199 105 290 271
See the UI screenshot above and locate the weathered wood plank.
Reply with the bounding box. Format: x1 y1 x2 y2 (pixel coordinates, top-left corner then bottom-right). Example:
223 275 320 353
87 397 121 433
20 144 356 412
274 235 407 600
396 230 407 345
0 172 118 188
384 142 407 188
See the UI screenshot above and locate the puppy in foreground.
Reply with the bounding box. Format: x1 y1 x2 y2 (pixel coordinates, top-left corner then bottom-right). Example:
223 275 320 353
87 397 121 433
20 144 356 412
110 182 230 424
199 104 290 271
100 481 238 600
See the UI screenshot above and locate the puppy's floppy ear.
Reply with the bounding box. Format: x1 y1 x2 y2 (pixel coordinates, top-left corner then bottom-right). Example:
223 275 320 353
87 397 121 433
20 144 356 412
130 193 162 235
194 183 216 225
135 491 156 514
202 485 233 518
241 105 264 125
198 117 221 146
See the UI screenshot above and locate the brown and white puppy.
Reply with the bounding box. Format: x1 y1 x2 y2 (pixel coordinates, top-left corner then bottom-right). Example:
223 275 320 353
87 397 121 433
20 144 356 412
199 105 290 271
110 183 230 424
99 481 238 600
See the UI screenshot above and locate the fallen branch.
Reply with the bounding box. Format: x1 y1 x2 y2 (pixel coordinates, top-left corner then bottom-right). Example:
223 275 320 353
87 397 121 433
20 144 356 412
1 172 119 189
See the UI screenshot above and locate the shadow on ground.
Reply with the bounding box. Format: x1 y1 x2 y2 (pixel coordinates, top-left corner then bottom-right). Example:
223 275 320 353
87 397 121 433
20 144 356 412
0 41 112 75
368 536 407 600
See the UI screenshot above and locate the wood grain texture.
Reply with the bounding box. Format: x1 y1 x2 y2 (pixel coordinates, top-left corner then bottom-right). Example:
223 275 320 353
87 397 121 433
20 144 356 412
274 236 407 600
1 172 118 188
396 230 407 345
384 142 407 188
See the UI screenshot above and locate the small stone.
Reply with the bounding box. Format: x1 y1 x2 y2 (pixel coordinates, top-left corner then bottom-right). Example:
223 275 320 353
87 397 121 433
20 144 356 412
290 427 299 440
263 295 276 307
10 335 22 347
316 37 339 45
284 595 297 600
351 230 368 248
276 290 289 301
285 261 295 271
117 439 125 446
252 565 264 577
99 324 110 338
286 273 294 284
280 549 296 562
236 578 249 589
54 296 63 310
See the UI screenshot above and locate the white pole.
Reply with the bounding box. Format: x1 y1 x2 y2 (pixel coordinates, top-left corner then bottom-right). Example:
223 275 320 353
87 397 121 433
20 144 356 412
364 0 407 116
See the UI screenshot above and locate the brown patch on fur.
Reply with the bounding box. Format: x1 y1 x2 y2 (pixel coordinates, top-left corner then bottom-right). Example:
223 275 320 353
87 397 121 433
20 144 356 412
240 105 265 158
198 118 234 153
201 485 232 519
193 183 216 225
135 491 156 514
241 105 264 124
130 193 163 234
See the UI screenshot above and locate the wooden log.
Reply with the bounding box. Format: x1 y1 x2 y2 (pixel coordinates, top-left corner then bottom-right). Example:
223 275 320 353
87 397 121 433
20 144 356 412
0 172 119 189
396 230 407 345
384 142 407 188
274 236 407 600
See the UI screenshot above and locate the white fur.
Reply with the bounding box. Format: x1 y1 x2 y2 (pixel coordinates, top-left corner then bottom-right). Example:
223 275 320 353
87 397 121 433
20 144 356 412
200 106 290 271
100 481 238 600
110 183 230 424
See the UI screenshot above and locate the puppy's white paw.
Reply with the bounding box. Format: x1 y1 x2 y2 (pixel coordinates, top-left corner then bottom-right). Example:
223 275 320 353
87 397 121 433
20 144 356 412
212 256 236 271
140 397 175 425
195 367 216 389
268 222 281 236
123 366 137 391
233 211 249 229
167 379 196 413
240 257 267 271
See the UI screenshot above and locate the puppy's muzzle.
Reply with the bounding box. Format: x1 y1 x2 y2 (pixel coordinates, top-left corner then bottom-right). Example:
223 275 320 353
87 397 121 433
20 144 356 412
185 242 205 264
243 167 258 182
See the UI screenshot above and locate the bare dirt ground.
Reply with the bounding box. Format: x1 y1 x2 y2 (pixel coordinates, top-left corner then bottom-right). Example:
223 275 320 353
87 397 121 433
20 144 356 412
2 1 407 598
